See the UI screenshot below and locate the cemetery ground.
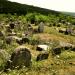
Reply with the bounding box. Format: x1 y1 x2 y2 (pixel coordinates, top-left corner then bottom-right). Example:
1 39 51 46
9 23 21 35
0 14 75 75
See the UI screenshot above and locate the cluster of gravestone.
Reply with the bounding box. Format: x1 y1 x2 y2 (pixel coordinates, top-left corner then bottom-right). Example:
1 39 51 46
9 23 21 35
0 20 48 71
4 41 75 71
3 44 50 71
58 28 75 35
0 19 75 72
1 40 74 71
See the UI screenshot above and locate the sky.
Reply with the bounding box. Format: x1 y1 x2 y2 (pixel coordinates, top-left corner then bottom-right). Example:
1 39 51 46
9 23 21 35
9 0 75 12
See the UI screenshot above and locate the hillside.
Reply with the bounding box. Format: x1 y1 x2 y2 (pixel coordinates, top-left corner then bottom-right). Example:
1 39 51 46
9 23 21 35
61 11 75 16
0 0 59 15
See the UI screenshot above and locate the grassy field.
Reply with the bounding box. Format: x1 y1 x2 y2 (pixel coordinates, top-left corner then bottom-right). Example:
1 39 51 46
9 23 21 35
0 14 75 75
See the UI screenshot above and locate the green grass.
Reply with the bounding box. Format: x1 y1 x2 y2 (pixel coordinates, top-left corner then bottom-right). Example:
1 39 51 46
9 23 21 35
0 14 75 75
60 51 75 60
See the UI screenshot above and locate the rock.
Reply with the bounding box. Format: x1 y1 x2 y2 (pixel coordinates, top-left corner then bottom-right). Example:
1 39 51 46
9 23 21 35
16 38 22 45
5 25 12 33
7 32 16 36
71 47 75 51
0 31 4 37
59 41 74 49
59 28 66 33
21 37 30 44
36 52 49 61
28 24 33 31
5 46 31 69
36 45 49 51
69 61 75 65
65 28 73 35
5 36 13 44
9 22 15 29
53 47 62 55
33 28 38 33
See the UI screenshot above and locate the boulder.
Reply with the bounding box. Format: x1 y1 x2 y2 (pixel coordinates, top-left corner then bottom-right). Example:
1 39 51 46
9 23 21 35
36 45 49 51
53 47 62 55
59 28 66 33
21 37 30 44
59 41 74 49
0 31 4 37
5 36 13 44
16 37 30 45
9 22 15 29
71 47 75 51
5 46 31 70
7 32 16 36
65 28 73 35
16 38 22 45
33 28 38 33
36 52 49 61
6 28 12 33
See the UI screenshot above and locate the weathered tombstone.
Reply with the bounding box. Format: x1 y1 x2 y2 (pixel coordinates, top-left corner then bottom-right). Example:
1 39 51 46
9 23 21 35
36 45 49 51
36 52 49 61
38 22 44 33
5 46 31 70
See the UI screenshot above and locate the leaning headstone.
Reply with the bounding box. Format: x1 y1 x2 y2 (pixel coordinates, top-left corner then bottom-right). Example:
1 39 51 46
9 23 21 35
5 46 31 70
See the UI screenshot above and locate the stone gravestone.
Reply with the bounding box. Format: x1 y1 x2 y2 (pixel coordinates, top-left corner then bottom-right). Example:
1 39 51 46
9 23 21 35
38 22 44 33
5 46 31 70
